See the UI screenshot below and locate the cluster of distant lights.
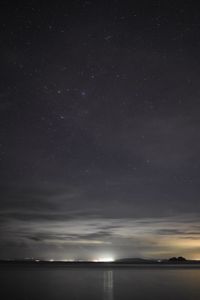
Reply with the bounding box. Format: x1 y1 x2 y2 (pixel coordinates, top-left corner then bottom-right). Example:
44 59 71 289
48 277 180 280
92 257 115 262
34 257 115 263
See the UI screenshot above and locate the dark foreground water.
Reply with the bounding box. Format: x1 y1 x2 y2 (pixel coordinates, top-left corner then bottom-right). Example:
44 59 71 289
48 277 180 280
1 265 200 300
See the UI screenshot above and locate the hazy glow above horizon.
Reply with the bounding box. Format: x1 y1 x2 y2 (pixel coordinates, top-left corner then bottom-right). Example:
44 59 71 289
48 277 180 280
2 216 200 260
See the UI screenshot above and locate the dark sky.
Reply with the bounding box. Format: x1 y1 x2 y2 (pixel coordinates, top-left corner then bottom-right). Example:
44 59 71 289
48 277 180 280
1 0 200 260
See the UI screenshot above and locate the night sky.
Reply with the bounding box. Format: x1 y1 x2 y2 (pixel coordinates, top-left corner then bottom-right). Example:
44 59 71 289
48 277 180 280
1 1 200 261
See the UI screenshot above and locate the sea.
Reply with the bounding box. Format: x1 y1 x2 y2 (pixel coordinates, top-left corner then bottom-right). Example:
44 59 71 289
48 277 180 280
1 264 200 299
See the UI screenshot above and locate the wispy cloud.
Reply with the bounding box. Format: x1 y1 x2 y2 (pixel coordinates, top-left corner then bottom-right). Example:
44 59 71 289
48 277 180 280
1 214 200 259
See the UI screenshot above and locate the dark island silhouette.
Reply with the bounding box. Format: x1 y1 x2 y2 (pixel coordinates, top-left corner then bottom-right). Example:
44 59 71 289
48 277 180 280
168 256 187 262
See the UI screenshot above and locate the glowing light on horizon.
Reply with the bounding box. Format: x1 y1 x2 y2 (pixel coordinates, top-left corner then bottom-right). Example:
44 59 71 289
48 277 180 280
61 259 75 262
92 257 115 262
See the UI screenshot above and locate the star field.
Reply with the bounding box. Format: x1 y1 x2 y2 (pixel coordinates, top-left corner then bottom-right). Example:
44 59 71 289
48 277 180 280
1 1 200 260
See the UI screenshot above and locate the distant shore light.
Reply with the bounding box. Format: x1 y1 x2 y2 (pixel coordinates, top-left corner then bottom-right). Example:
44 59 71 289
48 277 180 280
93 257 114 262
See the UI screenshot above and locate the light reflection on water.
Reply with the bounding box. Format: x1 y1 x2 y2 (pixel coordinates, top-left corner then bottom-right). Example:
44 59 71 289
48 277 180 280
103 270 113 300
1 265 200 299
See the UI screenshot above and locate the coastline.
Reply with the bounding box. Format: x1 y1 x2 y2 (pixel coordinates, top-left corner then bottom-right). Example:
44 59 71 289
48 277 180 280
1 261 200 269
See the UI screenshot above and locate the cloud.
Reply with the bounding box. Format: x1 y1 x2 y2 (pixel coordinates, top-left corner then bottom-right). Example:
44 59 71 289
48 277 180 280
1 214 200 259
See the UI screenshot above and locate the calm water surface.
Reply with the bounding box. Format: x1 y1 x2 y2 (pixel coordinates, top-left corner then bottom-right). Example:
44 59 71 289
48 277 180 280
1 266 200 300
